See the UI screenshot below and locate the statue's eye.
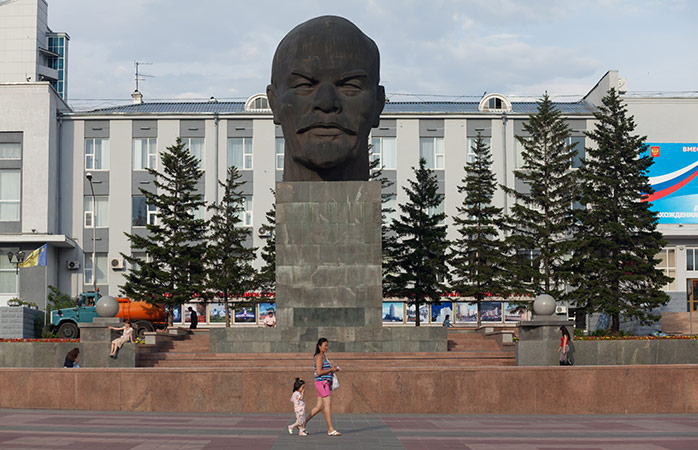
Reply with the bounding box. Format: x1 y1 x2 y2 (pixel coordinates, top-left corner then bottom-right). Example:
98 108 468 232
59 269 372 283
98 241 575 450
292 81 314 89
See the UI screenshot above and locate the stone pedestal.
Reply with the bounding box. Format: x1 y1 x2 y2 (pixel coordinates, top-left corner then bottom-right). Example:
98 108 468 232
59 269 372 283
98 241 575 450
516 318 574 366
210 181 446 353
79 318 136 367
0 306 44 339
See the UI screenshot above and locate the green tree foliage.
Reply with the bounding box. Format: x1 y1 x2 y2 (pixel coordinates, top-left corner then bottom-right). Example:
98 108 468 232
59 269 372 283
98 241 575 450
256 190 276 297
205 166 257 327
368 145 398 283
451 133 508 325
121 137 206 325
384 158 450 326
503 94 579 297
571 88 669 332
46 285 77 311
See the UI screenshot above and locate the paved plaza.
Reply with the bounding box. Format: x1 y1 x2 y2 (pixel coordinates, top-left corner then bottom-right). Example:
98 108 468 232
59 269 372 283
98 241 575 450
0 410 697 449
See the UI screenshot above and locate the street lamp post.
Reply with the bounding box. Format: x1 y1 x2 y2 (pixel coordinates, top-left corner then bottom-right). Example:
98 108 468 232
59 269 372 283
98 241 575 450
86 172 97 293
7 250 25 274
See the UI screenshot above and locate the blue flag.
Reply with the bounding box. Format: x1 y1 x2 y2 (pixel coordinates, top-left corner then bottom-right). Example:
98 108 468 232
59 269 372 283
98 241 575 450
19 244 47 268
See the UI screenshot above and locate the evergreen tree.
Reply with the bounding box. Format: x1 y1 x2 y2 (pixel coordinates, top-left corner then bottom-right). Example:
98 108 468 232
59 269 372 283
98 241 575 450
571 88 669 332
384 158 450 326
256 191 276 296
503 94 579 298
368 146 398 285
121 137 206 325
205 166 257 327
451 133 508 326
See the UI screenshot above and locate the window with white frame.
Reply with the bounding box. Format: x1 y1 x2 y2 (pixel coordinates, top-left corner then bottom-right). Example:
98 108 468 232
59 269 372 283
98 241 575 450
657 247 676 291
228 137 253 170
84 253 108 285
0 248 18 294
192 205 205 221
427 194 445 223
0 169 20 221
466 137 491 164
275 138 284 170
84 196 108 227
132 197 147 226
371 137 396 169
85 138 109 170
133 138 157 170
568 136 585 169
182 137 204 169
515 137 529 169
147 203 158 225
687 247 698 271
419 137 444 169
0 143 21 160
239 195 252 227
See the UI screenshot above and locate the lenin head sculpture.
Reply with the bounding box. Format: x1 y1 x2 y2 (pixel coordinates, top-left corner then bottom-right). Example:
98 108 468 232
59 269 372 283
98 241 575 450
267 16 386 181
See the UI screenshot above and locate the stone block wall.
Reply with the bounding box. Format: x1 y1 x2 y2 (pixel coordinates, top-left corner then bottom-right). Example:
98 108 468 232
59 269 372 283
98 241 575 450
0 306 44 339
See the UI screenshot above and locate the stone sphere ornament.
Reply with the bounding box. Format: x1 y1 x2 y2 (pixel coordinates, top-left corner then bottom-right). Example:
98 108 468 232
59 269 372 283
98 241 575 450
533 294 556 316
96 295 119 317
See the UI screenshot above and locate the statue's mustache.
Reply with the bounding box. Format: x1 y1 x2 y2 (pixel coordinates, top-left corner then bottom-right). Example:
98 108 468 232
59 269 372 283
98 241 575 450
296 120 356 136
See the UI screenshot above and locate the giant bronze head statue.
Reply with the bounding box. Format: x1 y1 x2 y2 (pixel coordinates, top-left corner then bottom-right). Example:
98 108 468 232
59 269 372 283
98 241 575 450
267 16 386 181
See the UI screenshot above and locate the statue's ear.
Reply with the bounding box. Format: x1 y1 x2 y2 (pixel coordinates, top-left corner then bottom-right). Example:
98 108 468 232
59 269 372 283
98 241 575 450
373 85 386 128
266 84 280 125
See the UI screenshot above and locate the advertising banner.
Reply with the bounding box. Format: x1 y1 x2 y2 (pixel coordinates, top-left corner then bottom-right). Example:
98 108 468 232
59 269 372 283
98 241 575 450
644 143 698 224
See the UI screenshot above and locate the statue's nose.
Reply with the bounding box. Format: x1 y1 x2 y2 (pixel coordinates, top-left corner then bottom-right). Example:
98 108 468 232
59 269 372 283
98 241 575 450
313 83 342 114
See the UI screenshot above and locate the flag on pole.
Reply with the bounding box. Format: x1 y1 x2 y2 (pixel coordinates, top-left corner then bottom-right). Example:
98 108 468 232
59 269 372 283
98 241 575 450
18 244 47 268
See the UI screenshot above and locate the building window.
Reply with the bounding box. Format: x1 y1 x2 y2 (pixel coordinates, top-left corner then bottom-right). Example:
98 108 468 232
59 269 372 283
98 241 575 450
239 195 252 227
371 137 396 169
244 94 271 112
515 138 528 169
427 194 445 220
84 253 108 285
657 248 676 291
85 138 109 170
192 205 205 221
276 138 284 170
182 137 204 169
133 138 157 170
688 248 698 271
228 137 253 170
84 196 108 228
0 248 18 294
0 169 20 221
0 143 21 160
466 137 491 164
420 137 444 169
132 197 146 226
568 136 585 169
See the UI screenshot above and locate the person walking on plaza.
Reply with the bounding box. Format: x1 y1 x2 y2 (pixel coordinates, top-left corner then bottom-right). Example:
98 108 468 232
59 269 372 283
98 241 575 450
188 306 198 329
305 338 341 436
288 378 308 436
558 326 572 365
442 314 453 327
63 347 80 368
108 322 134 357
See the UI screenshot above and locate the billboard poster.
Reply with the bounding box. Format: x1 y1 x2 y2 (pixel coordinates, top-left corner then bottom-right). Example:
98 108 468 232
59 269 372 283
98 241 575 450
480 301 502 322
455 302 478 323
644 143 698 224
431 302 453 323
209 303 228 323
382 301 405 323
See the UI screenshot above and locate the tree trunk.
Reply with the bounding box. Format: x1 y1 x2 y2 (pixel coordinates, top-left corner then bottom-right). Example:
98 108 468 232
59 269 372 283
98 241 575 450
224 294 230 327
415 301 421 327
611 312 620 334
477 301 482 328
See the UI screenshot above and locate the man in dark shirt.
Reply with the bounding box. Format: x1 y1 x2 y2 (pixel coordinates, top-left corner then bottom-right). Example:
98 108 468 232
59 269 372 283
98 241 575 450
188 306 198 329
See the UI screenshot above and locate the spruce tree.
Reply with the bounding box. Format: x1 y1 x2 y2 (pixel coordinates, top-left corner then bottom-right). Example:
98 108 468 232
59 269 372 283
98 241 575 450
384 158 450 326
256 191 276 296
205 166 257 327
503 94 579 298
121 137 206 325
368 146 398 285
451 133 508 326
571 88 669 332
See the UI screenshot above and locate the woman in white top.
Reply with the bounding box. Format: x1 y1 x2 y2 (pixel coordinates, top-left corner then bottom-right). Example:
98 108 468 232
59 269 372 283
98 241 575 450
108 321 134 357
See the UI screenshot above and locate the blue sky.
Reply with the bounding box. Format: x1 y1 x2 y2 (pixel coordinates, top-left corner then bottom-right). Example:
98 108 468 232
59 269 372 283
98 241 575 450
47 0 697 109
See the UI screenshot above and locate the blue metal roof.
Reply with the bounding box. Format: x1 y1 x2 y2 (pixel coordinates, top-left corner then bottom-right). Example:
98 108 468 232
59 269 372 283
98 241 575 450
75 100 596 116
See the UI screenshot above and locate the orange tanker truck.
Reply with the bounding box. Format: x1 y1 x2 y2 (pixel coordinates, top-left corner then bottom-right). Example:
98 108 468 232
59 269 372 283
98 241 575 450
49 293 167 339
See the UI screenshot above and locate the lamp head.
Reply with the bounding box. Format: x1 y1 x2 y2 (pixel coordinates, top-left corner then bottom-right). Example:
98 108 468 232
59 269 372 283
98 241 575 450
85 172 93 181
7 251 13 263
16 250 24 262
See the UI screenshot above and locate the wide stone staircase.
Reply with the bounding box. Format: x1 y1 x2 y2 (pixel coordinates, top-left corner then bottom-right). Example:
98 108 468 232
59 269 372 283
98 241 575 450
137 327 516 368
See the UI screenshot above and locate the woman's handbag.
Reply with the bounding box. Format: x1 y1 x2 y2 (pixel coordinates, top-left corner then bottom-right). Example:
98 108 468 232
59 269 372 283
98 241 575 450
332 373 339 390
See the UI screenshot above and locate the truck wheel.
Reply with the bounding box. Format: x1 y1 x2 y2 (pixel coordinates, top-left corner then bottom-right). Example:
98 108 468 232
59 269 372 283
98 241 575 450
58 322 79 339
135 321 154 339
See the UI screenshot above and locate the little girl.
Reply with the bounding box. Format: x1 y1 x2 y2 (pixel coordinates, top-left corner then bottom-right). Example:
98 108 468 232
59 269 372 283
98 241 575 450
288 378 308 436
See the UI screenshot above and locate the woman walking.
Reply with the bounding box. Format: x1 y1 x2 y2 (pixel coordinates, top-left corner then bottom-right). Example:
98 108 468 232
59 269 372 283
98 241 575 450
305 337 341 436
558 326 571 365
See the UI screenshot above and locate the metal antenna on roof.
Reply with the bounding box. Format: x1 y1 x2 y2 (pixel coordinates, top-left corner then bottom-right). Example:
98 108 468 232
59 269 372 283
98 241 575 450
134 61 153 92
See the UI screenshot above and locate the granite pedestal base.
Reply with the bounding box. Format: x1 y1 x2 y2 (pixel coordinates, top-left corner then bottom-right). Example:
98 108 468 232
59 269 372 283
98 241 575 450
210 181 446 353
516 317 573 366
78 318 136 367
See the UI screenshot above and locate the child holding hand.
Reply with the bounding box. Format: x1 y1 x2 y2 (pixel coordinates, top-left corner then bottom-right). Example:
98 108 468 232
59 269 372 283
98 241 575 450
288 378 308 436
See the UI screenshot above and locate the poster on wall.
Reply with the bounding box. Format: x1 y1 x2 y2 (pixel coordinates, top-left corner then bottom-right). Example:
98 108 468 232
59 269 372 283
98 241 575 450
258 303 276 324
480 301 502 322
431 302 453 323
382 302 404 323
209 303 229 323
406 304 429 323
454 302 477 323
503 302 523 322
183 303 207 324
643 143 698 224
169 305 182 323
234 306 256 324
